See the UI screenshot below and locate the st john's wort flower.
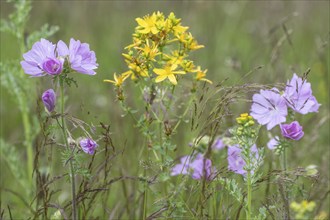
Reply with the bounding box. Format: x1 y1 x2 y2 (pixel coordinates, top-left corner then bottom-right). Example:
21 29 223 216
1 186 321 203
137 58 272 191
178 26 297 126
227 144 259 176
280 121 304 140
283 73 320 114
57 38 98 75
79 138 98 155
42 89 56 112
250 88 288 130
21 39 63 76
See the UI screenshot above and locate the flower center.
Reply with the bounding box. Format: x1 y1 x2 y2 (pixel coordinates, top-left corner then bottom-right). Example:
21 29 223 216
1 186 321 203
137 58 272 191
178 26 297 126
42 58 62 75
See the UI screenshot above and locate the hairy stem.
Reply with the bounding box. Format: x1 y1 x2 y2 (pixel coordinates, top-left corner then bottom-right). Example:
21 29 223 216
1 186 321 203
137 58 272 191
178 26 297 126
60 80 77 220
246 170 252 220
22 106 33 186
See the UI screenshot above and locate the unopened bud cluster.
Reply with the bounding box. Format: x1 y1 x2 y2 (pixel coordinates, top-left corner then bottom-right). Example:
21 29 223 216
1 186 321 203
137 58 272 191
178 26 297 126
235 113 256 139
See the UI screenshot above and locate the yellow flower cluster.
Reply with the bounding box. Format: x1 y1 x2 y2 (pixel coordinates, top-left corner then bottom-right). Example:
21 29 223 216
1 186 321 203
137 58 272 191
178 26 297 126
236 113 255 127
290 200 316 219
104 12 211 86
235 113 256 139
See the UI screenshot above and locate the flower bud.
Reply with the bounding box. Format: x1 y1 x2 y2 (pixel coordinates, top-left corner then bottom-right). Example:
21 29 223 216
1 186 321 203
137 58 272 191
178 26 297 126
42 89 56 112
280 121 304 140
79 138 98 155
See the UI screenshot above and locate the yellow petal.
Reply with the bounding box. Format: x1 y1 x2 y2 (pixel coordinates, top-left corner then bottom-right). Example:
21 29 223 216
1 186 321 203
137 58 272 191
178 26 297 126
155 75 168 83
136 18 147 27
167 74 177 85
151 27 159 35
200 78 213 84
138 28 151 34
104 79 116 84
173 70 186 75
153 68 167 76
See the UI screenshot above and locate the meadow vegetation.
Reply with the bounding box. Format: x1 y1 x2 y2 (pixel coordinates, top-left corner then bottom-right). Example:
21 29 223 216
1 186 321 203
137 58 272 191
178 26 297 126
0 1 329 219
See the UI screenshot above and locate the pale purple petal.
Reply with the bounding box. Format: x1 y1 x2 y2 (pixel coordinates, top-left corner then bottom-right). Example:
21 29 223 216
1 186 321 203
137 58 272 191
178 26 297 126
283 73 320 114
21 38 63 76
250 89 287 130
67 38 98 75
42 89 56 112
267 136 279 150
80 138 98 155
57 40 69 57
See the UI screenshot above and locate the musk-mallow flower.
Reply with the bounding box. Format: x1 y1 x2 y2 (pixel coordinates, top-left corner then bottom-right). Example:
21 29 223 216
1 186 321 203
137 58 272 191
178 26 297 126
190 154 214 180
42 89 56 112
80 138 98 155
267 136 279 150
171 153 216 180
283 73 320 114
212 138 225 150
250 88 288 130
57 38 98 75
227 144 259 176
171 155 191 176
280 121 304 140
21 39 63 76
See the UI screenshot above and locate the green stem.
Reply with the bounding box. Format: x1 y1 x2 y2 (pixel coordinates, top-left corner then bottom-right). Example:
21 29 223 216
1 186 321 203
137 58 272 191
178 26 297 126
282 147 287 171
22 108 33 186
246 170 252 220
60 80 77 220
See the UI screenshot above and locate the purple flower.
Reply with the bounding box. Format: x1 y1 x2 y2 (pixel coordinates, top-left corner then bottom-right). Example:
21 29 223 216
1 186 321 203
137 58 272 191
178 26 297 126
171 155 192 176
250 88 288 130
212 138 225 150
171 154 215 180
280 121 304 140
57 38 98 75
267 136 279 150
42 89 56 112
21 39 63 76
227 144 259 176
190 154 214 180
283 73 320 114
79 138 98 155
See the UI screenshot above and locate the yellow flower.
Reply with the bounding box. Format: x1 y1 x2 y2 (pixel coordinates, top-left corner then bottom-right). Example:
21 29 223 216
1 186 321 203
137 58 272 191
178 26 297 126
128 62 149 77
153 64 185 85
136 41 160 61
236 113 254 126
194 66 212 84
176 32 204 51
163 50 186 66
104 73 129 87
136 14 158 35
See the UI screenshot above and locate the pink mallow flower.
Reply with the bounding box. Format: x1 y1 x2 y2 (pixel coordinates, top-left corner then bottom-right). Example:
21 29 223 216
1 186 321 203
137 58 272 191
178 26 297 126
21 39 63 76
80 138 98 155
171 154 216 180
42 89 56 112
57 38 98 75
227 144 259 176
283 73 320 114
280 121 304 140
267 136 279 150
250 88 288 130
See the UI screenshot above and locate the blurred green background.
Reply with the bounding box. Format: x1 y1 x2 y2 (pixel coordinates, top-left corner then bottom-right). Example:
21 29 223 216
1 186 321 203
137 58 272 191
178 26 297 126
0 1 329 218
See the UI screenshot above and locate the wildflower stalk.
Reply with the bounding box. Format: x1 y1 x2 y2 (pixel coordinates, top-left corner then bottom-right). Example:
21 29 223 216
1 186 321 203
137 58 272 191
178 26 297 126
246 170 252 220
282 147 287 171
59 78 77 220
22 105 33 186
